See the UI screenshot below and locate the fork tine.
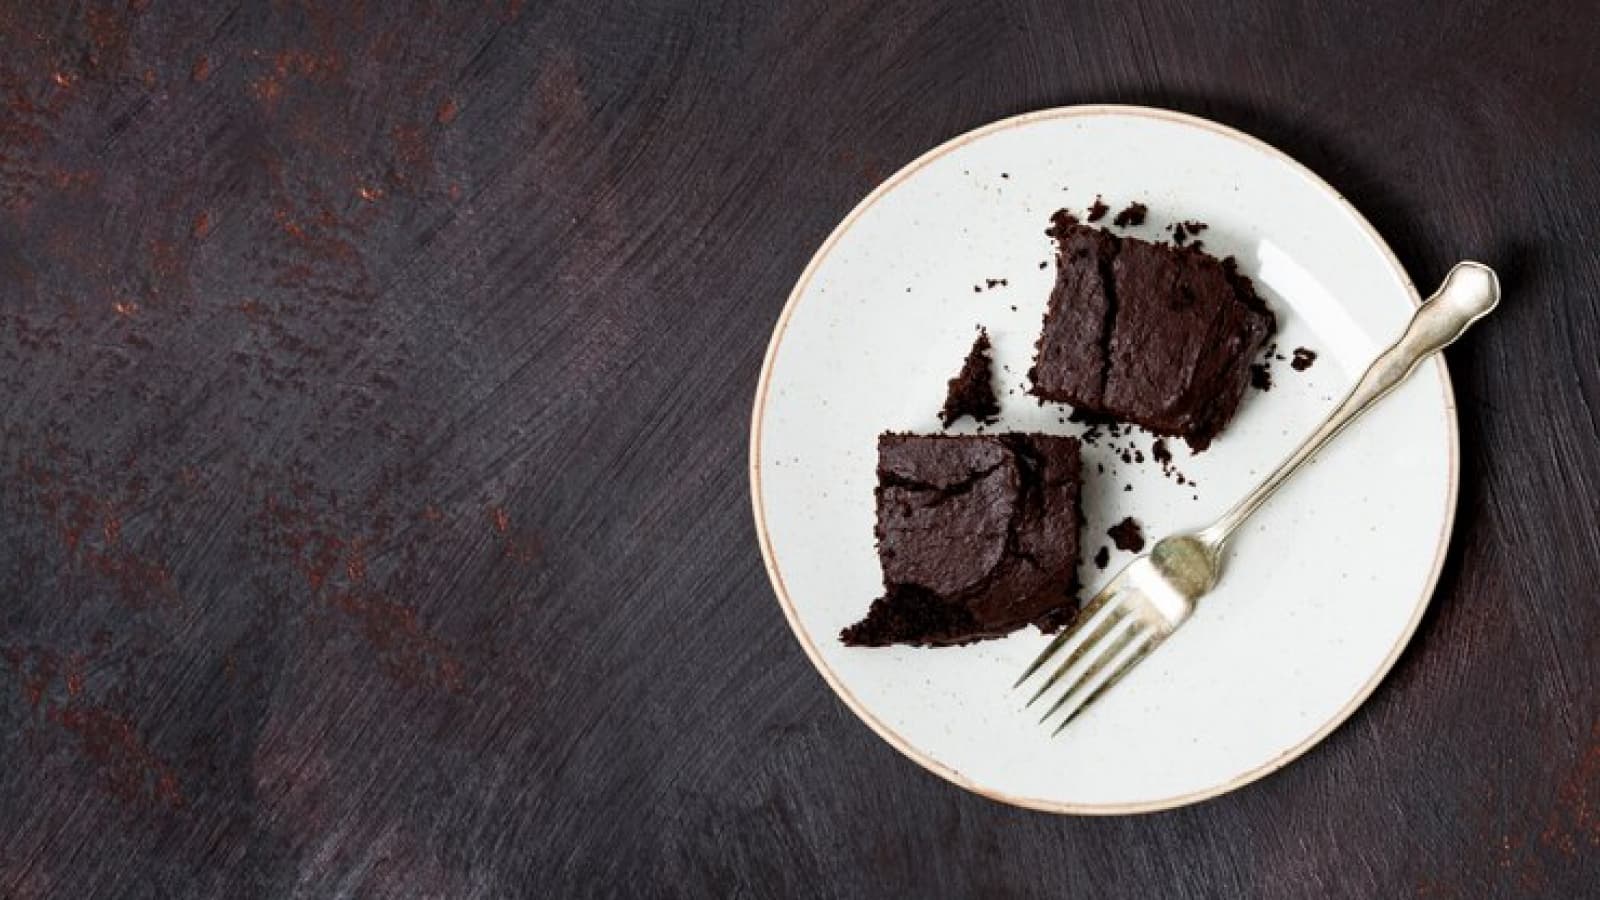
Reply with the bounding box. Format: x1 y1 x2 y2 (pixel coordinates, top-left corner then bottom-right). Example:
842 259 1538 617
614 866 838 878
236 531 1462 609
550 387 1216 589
1024 601 1129 707
1012 581 1123 688
1049 629 1161 736
1037 622 1146 725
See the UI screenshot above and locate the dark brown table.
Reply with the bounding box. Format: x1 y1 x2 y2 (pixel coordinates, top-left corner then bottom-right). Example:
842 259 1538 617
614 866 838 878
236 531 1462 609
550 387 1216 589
2 1 1596 896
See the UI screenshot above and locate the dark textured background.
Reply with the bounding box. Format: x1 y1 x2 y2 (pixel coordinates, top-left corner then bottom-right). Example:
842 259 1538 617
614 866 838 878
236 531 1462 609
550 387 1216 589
1 1 1596 897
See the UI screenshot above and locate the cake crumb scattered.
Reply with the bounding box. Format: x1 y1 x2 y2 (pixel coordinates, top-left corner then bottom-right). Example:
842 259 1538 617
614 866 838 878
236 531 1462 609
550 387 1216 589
1108 517 1145 552
1250 363 1273 391
1093 546 1110 569
1291 347 1318 371
1112 202 1148 228
1087 196 1110 222
1171 219 1209 246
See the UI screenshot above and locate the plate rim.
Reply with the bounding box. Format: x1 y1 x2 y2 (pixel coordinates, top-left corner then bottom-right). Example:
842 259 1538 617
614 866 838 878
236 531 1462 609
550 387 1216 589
748 103 1459 815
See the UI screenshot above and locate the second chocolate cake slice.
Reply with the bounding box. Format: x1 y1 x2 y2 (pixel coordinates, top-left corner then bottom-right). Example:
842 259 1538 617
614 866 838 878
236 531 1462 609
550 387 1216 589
841 432 1081 647
1029 214 1275 450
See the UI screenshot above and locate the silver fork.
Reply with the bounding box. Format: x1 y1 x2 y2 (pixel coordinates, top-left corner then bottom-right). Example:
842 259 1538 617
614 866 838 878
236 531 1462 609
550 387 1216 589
1016 261 1501 734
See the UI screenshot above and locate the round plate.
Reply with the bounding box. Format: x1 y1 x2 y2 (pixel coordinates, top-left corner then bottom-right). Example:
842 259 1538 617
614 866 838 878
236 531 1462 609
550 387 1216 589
750 106 1456 814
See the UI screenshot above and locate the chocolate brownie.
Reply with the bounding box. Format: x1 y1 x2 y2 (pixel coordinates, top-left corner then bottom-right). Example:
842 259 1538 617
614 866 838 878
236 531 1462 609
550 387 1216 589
841 433 1082 647
1029 217 1275 450
940 329 1000 427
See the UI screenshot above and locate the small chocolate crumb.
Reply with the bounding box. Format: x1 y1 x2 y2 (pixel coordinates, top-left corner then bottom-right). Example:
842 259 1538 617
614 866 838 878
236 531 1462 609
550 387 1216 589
1172 219 1208 246
1112 202 1148 228
1291 347 1318 371
1108 516 1145 553
1122 484 1132 492
1093 546 1110 569
1087 196 1110 222
985 278 1008 289
1039 260 1048 269
1000 172 1010 179
1152 439 1172 466
1250 363 1273 391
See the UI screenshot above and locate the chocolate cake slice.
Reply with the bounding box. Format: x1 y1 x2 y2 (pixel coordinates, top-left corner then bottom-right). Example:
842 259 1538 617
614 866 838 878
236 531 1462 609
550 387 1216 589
841 432 1081 647
1029 214 1275 450
939 328 1000 427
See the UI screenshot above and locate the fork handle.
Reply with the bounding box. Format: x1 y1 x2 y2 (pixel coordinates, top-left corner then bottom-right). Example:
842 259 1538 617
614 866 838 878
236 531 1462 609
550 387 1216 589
1198 261 1500 549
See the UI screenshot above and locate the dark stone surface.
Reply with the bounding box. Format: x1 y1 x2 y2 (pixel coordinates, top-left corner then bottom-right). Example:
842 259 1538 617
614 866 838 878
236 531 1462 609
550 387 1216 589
0 0 1596 896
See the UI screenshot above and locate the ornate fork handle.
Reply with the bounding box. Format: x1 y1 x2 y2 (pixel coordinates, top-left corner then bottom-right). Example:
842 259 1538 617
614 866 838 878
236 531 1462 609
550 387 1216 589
1198 262 1501 551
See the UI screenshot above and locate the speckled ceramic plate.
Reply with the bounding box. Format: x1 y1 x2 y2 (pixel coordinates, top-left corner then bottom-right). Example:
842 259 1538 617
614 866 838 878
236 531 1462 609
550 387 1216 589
750 106 1457 814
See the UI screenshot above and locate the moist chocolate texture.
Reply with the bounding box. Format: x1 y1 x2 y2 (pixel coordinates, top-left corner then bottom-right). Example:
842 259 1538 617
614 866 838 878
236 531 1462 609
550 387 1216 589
841 433 1082 647
1028 217 1275 451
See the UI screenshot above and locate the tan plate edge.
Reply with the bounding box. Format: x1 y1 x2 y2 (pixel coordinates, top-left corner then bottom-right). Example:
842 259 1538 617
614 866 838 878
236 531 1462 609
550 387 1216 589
748 103 1460 816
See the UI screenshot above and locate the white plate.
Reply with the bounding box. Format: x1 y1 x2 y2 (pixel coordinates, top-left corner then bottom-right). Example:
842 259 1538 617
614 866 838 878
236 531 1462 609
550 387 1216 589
750 106 1457 814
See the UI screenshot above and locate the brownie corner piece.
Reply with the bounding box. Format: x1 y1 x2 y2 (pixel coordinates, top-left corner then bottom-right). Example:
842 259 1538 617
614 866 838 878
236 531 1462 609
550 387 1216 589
841 432 1081 647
